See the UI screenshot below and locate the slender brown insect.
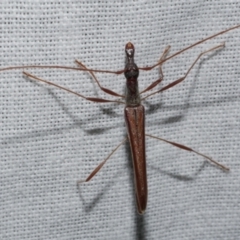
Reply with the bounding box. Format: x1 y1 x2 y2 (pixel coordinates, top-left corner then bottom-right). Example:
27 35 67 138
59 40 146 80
1 24 240 214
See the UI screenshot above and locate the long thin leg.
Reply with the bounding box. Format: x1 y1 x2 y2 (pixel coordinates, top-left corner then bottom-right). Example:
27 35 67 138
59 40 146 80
75 59 125 98
158 46 171 78
146 134 229 171
23 71 125 104
77 138 127 184
0 65 123 74
1 25 239 75
141 43 224 101
139 24 240 71
140 45 171 94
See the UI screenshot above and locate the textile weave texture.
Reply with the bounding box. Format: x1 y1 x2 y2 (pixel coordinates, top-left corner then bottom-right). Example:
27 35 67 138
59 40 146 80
0 1 240 239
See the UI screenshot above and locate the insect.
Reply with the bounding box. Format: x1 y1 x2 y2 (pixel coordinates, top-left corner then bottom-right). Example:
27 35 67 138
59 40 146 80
1 24 240 214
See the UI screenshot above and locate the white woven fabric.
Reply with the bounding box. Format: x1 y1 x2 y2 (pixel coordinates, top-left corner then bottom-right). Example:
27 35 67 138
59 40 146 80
1 1 240 239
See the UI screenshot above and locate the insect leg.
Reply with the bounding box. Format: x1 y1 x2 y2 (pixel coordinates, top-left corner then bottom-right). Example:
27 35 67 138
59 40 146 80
146 134 229 171
140 45 171 94
23 71 124 104
77 138 127 184
139 24 240 71
75 60 125 98
141 43 225 101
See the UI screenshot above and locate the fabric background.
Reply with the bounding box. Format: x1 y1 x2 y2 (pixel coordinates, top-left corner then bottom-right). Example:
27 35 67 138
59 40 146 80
0 1 240 239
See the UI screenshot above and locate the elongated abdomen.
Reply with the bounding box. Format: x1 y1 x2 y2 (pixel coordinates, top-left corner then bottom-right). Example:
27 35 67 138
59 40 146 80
124 105 147 214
